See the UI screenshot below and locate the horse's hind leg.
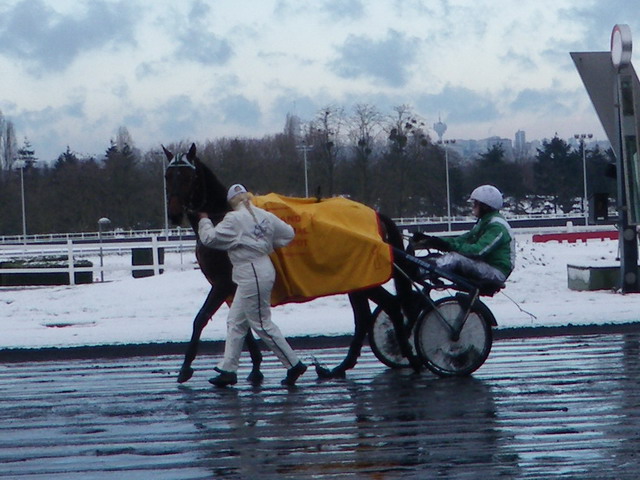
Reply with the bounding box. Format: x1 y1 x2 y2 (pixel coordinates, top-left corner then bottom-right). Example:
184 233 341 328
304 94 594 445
315 291 372 379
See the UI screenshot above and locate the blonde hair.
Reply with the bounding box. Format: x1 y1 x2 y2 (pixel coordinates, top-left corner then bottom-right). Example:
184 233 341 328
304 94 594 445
229 192 260 224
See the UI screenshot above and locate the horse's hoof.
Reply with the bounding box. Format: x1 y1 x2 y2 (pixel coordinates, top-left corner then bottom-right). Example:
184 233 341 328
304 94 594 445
177 366 194 383
410 359 424 373
315 364 346 379
315 364 333 378
246 370 264 385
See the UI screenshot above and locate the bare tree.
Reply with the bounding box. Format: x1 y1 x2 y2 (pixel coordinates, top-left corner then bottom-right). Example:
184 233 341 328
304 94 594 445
347 104 383 204
382 104 429 217
309 105 345 197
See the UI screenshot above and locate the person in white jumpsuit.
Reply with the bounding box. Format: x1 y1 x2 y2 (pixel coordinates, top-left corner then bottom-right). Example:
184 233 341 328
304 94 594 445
197 184 307 387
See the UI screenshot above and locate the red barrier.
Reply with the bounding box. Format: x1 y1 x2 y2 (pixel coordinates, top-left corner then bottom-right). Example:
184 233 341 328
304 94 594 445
532 231 618 243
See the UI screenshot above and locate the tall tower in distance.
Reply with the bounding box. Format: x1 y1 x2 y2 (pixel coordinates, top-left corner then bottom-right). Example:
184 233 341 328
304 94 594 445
514 129 526 160
433 116 447 141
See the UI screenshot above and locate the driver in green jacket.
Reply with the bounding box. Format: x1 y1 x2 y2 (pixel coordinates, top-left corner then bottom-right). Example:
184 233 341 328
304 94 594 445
411 185 515 284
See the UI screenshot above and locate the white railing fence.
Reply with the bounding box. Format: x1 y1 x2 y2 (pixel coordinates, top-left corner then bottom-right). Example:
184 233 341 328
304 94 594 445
0 215 620 286
0 235 196 286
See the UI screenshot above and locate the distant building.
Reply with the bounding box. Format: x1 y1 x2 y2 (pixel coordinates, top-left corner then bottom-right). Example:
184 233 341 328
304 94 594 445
514 130 527 160
284 113 302 139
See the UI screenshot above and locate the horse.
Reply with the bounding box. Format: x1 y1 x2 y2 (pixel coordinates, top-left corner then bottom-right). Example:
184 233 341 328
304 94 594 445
164 143 421 383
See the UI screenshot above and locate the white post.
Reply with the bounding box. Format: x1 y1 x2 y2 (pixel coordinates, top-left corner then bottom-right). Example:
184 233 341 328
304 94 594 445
67 239 76 286
152 234 160 276
97 217 111 282
98 223 104 282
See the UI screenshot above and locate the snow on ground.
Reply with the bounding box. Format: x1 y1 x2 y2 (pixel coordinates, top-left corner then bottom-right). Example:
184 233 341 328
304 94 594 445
0 236 637 350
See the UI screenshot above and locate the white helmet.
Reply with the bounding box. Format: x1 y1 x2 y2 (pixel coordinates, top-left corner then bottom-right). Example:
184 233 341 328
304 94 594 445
470 185 503 210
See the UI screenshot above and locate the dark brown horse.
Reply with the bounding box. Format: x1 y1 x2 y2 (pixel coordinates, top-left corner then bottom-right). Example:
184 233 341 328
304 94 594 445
164 143 420 383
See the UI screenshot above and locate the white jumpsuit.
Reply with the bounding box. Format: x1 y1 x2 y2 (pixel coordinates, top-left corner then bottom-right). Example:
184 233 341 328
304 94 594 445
198 203 298 373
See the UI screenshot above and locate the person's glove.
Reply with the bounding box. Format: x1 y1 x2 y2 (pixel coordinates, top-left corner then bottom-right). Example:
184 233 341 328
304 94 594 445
411 232 428 243
428 236 451 251
411 232 451 251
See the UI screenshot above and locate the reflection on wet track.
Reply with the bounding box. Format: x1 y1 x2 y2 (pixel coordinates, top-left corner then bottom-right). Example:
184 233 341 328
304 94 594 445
1 334 640 479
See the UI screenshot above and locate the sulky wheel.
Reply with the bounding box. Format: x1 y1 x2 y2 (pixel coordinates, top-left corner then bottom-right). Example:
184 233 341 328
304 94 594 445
414 296 493 377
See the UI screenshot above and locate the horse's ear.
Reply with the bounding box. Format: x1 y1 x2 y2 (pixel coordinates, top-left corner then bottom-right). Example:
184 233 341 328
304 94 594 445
188 143 197 160
162 145 173 161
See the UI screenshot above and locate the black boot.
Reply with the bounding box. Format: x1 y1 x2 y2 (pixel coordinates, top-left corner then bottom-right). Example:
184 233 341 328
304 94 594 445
209 368 237 387
281 361 307 386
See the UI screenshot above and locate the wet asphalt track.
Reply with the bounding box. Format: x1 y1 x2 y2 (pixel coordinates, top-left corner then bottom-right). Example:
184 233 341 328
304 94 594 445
2 332 640 479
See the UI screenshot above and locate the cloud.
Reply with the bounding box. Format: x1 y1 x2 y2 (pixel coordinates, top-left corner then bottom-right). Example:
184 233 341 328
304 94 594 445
216 95 262 127
0 0 137 74
154 95 205 141
501 49 537 71
329 29 419 87
319 0 365 22
510 88 571 115
175 30 233 65
173 0 233 65
271 91 319 123
568 1 638 51
415 84 500 124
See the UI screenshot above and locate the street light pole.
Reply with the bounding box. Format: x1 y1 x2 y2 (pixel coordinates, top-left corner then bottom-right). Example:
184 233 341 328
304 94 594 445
438 139 455 231
18 163 26 244
574 133 593 225
296 141 313 197
161 155 169 235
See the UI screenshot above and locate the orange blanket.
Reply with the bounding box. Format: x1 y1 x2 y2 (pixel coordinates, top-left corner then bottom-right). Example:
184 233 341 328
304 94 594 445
253 194 393 306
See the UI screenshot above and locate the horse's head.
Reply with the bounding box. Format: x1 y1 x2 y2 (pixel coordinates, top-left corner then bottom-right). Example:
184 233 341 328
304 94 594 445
164 143 201 225
163 143 228 226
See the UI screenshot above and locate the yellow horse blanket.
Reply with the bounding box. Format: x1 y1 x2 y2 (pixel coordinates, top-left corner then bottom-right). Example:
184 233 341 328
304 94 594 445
253 194 393 306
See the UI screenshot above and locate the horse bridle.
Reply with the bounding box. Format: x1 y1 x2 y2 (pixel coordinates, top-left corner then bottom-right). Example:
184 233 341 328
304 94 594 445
166 153 207 214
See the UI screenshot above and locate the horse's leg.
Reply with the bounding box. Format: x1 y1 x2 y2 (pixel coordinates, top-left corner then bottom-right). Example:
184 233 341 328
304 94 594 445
178 286 227 383
178 285 264 383
315 291 372 379
367 287 423 373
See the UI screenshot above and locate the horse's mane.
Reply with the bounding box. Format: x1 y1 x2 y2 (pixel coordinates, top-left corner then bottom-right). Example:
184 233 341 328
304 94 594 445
194 159 229 219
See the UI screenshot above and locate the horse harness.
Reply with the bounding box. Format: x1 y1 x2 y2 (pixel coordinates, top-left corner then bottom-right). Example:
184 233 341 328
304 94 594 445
166 153 207 215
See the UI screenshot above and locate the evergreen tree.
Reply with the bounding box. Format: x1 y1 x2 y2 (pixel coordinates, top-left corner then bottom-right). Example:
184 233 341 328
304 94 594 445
17 137 37 169
102 141 144 229
534 136 581 213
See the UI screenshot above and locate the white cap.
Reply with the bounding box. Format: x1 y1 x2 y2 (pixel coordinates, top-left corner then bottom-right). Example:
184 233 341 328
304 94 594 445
470 185 503 210
227 184 248 201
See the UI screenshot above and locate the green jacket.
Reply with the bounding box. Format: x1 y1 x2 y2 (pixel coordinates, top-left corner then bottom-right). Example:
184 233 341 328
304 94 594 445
442 211 515 277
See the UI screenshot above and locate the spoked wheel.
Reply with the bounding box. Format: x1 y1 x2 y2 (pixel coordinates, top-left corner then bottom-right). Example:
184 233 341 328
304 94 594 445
369 306 416 368
414 296 494 376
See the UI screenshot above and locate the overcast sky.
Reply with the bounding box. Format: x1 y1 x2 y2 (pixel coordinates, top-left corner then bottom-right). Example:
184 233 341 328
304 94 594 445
0 0 637 162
